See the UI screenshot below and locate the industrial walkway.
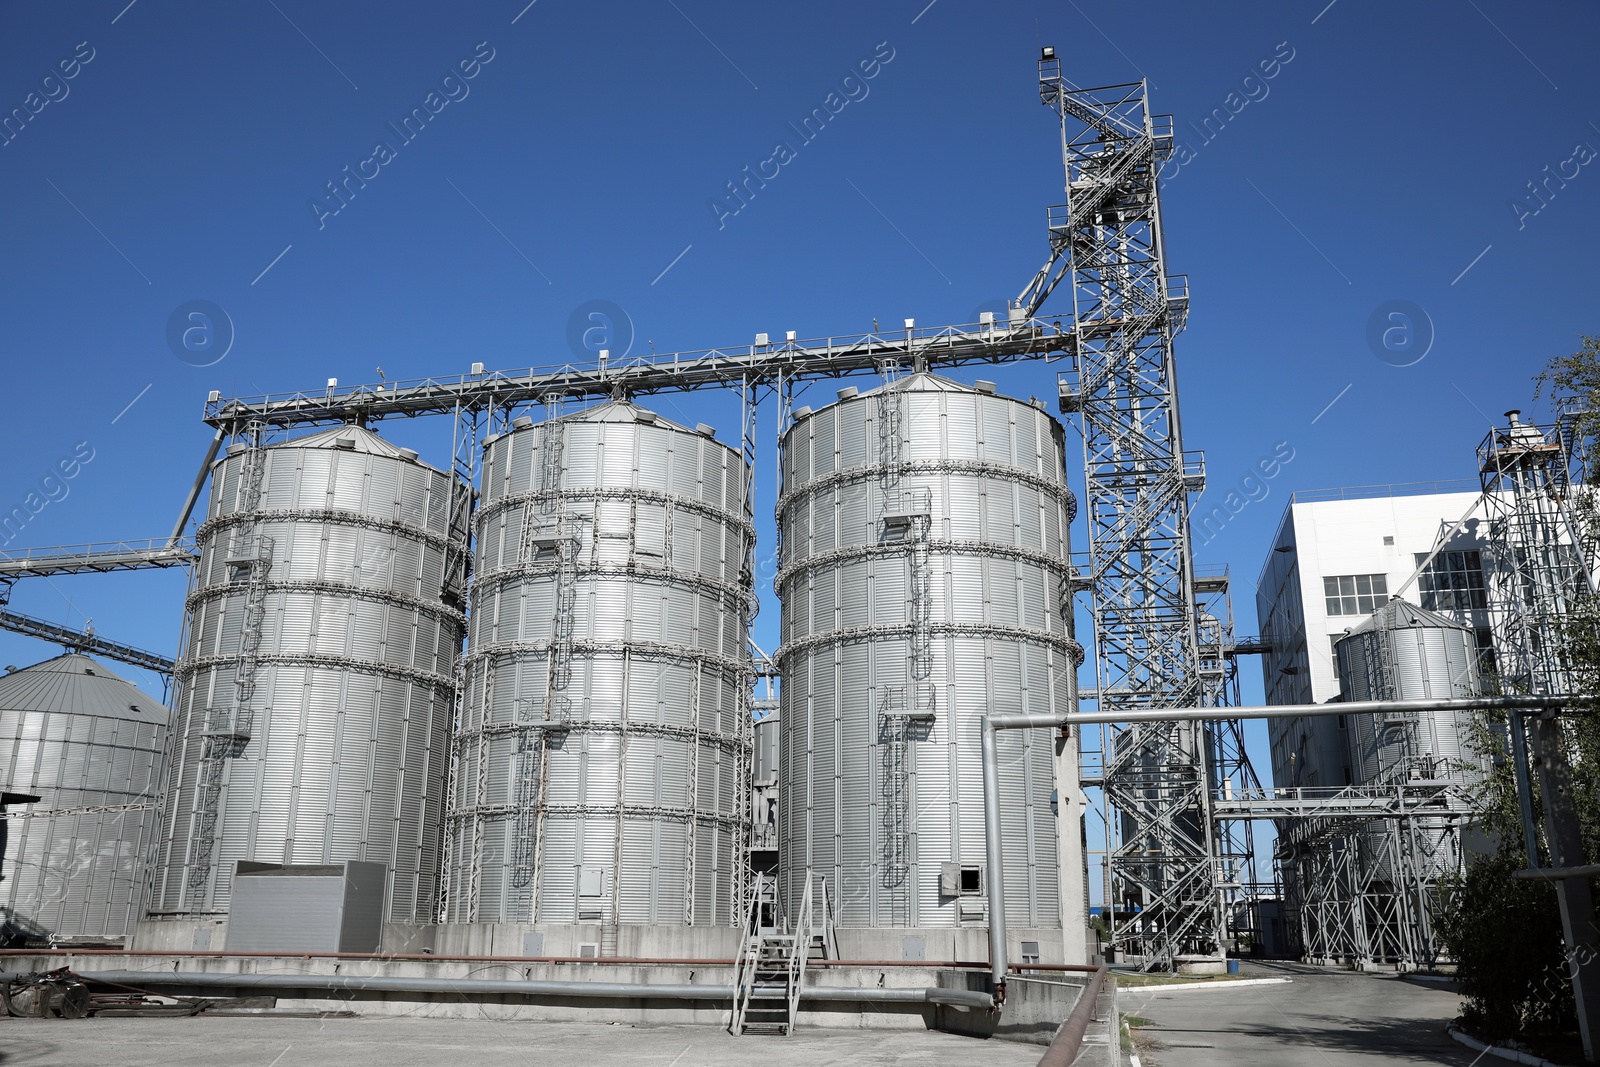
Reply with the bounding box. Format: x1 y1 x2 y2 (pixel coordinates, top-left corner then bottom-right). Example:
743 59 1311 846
1121 962 1483 1067
0 1015 1046 1067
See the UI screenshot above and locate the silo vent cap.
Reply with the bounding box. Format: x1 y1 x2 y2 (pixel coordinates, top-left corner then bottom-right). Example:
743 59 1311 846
975 379 998 394
512 415 535 430
696 423 717 438
837 386 859 401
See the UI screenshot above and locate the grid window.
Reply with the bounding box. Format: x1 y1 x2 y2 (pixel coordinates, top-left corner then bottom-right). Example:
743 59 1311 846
1324 573 1388 616
1414 550 1488 612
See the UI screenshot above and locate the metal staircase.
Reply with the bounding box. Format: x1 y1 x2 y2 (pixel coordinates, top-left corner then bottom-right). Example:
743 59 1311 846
730 872 809 1036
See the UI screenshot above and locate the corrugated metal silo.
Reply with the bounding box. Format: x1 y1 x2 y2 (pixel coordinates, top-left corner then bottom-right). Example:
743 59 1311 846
443 400 752 939
150 426 467 928
0 654 168 941
1334 599 1481 786
776 373 1080 934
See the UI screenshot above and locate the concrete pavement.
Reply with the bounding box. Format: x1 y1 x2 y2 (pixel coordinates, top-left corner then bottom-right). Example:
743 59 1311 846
1120 962 1486 1067
0 1015 1047 1067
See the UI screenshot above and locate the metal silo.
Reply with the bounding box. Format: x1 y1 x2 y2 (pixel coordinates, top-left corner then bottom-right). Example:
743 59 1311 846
1334 599 1482 786
149 426 467 932
1334 598 1482 906
443 400 752 948
776 373 1080 938
0 654 168 942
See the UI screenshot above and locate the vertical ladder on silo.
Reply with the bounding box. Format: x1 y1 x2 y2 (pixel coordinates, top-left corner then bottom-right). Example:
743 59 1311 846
875 368 902 492
880 689 910 910
684 660 702 926
188 448 271 899
187 705 254 895
731 873 810 1036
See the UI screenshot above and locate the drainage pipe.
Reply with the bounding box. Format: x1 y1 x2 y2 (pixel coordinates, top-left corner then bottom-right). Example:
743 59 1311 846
981 714 1009 1000
2 971 993 1011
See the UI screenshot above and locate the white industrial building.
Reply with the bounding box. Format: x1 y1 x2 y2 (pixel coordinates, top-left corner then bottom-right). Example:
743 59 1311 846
1254 482 1493 793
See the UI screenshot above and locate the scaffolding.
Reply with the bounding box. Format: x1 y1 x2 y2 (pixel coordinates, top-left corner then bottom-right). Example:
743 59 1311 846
1479 408 1600 1055
1029 55 1223 967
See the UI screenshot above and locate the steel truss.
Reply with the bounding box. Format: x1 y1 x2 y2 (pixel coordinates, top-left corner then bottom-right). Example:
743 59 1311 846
1221 781 1475 968
1030 57 1223 967
1479 409 1600 1055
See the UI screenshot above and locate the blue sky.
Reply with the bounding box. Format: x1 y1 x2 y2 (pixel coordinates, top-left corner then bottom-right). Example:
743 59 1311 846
1 1 1595 894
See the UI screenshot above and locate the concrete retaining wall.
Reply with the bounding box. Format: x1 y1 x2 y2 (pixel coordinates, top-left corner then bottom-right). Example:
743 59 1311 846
0 951 1079 1040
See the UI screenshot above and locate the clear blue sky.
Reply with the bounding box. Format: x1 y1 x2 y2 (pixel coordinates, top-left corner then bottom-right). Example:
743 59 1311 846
1 1 1595 888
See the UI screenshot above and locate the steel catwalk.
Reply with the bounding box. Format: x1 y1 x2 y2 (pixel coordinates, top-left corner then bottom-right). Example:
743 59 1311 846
150 426 466 923
776 372 1080 929
443 400 752 931
0 654 169 939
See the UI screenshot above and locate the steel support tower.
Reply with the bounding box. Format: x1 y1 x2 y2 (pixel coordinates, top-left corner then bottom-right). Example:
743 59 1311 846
1479 409 1600 1057
1023 54 1223 967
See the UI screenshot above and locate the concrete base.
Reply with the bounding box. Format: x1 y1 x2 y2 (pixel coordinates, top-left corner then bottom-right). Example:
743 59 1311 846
0 951 1077 1041
1174 955 1228 976
833 926 1066 965
129 917 230 953
425 923 741 960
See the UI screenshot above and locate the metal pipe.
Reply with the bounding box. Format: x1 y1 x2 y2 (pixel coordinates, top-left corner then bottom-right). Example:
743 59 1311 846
989 693 1574 729
1035 964 1107 1067
981 714 1009 999
0 970 993 1010
168 428 225 547
0 949 1003 970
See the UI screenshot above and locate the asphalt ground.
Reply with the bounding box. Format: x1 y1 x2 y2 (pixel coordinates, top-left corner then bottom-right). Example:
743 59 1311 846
1120 961 1488 1067
0 1014 1048 1067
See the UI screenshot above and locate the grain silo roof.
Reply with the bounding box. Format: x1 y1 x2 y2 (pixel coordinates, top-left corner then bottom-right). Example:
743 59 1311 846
0 653 168 724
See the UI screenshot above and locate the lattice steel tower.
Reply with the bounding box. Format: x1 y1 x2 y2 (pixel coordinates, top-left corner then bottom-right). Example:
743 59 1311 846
1021 51 1225 967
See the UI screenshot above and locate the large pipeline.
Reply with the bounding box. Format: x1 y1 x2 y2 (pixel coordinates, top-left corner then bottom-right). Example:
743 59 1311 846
1 970 993 1011
1034 965 1107 1067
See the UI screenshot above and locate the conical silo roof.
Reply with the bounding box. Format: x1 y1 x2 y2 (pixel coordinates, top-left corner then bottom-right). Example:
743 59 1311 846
1343 598 1472 637
0 653 168 724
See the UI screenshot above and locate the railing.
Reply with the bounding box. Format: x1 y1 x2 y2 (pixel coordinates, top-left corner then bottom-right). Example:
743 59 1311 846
1287 480 1481 505
0 538 197 576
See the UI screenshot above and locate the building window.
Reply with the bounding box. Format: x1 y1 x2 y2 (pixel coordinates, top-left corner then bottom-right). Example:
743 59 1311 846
1414 551 1488 612
1474 626 1499 678
1324 573 1388 616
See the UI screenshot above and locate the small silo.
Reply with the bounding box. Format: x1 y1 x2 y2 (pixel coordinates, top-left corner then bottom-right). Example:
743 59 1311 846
0 654 169 942
776 373 1081 952
147 426 467 939
1334 598 1482 907
442 400 752 954
1334 599 1482 786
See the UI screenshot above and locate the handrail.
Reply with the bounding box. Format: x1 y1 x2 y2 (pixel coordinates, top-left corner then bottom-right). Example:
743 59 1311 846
1035 965 1108 1067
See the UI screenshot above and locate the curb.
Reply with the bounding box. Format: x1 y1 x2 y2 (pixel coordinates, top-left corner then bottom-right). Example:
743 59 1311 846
1447 1023 1569 1067
1122 977 1292 993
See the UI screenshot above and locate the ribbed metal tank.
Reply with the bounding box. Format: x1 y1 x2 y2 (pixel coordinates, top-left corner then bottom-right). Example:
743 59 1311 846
1334 599 1481 786
443 400 752 929
1334 598 1482 889
151 426 467 924
776 373 1080 929
0 654 168 940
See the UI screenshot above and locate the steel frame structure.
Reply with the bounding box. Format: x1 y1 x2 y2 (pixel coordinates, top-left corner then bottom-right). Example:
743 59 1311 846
1479 409 1600 1057
1029 57 1224 967
0 49 1277 956
1233 780 1476 968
